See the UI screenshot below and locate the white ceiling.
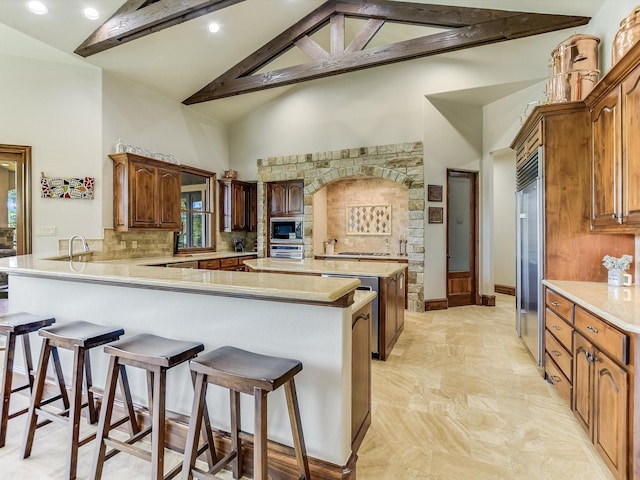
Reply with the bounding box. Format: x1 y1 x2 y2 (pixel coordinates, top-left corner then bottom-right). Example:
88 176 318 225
0 0 606 124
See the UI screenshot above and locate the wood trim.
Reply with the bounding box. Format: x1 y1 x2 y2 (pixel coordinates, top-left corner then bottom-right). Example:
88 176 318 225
494 284 516 296
481 294 496 307
425 298 448 310
0 144 31 254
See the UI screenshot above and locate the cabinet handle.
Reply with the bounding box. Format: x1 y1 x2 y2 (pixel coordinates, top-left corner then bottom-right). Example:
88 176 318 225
586 325 599 334
551 325 561 331
549 375 561 383
584 351 596 364
551 301 560 307
550 350 561 357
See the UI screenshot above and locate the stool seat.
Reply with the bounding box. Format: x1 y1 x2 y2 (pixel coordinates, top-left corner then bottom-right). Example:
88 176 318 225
104 333 204 368
23 320 126 480
91 334 205 480
182 346 310 480
190 346 302 393
39 320 124 348
0 313 57 449
0 312 55 335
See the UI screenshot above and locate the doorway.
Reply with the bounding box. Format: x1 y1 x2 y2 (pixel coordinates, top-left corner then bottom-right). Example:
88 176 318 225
446 169 479 307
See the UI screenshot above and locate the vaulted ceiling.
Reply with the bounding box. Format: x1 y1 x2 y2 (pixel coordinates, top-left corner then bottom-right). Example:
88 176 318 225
0 0 606 123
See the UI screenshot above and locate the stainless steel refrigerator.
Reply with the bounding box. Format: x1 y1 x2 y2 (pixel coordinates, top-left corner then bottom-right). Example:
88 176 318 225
516 148 544 366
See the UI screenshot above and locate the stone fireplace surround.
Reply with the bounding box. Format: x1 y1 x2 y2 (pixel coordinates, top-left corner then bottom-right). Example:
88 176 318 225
256 141 425 313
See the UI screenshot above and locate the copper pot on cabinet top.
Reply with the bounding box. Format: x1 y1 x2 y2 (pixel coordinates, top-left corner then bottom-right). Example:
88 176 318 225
613 6 640 65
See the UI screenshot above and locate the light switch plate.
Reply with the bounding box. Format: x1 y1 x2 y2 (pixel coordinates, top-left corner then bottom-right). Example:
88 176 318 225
36 226 56 236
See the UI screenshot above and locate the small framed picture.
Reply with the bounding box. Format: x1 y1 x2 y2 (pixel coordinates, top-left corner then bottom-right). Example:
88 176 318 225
427 184 443 202
428 207 443 224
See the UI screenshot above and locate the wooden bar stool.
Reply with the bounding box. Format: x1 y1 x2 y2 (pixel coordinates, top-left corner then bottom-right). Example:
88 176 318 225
0 312 62 448
181 346 311 480
91 333 205 480
21 320 127 480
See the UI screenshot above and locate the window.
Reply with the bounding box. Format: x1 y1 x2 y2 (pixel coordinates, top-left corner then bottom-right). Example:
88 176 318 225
179 167 215 251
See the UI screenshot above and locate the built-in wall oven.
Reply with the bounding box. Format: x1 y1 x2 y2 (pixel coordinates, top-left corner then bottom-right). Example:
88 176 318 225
270 244 304 259
322 273 380 357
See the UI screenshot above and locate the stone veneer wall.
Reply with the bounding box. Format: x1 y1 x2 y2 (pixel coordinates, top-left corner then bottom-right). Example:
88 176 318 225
257 141 425 313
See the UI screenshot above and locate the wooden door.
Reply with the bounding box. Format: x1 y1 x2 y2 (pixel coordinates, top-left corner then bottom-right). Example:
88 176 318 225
268 183 287 216
0 145 31 254
573 333 594 436
129 162 158 228
591 89 621 228
621 66 640 226
157 166 181 229
594 350 628 479
446 170 478 307
286 181 304 215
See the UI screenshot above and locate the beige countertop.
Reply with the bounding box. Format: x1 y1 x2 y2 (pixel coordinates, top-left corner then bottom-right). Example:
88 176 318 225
352 290 377 312
244 258 407 277
0 254 358 306
102 251 257 266
314 253 408 261
543 280 640 333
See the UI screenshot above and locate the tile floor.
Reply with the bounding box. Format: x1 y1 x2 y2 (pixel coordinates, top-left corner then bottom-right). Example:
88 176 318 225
0 295 614 479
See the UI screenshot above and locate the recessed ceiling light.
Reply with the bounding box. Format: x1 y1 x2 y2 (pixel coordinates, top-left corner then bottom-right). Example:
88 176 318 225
82 7 99 21
26 1 48 15
208 22 220 34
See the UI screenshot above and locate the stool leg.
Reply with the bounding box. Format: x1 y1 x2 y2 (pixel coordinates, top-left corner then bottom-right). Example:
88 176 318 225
91 354 120 480
66 345 86 480
253 388 268 480
22 338 52 459
118 365 140 435
182 372 208 480
284 379 311 480
230 389 241 479
84 350 98 424
151 367 166 480
51 346 70 411
21 333 35 389
0 332 16 447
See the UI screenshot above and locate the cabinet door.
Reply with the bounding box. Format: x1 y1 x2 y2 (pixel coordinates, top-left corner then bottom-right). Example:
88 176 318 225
129 163 158 228
591 89 622 229
157 166 181 229
248 183 257 232
573 333 594 436
621 66 640 226
231 181 247 230
351 303 371 450
286 182 304 215
594 350 628 479
269 183 287 216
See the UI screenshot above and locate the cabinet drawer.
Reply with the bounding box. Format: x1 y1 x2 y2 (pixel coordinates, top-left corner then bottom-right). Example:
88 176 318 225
220 257 239 268
545 329 572 381
545 289 573 323
574 306 629 365
545 308 573 352
545 353 572 407
198 259 221 270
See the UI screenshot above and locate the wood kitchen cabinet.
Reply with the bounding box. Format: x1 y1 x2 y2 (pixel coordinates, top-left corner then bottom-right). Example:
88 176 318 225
586 41 640 232
198 255 256 272
573 305 629 480
219 179 256 232
511 104 634 282
544 288 574 407
268 180 304 217
110 153 181 231
351 299 372 452
379 268 405 360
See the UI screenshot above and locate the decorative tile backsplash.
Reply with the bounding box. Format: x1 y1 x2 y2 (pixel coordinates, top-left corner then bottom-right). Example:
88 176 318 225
346 205 392 235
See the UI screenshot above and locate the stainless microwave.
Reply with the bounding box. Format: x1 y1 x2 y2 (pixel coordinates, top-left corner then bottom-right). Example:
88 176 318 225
270 217 303 243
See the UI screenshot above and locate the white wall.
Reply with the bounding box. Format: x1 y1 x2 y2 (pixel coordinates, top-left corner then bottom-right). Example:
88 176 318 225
0 24 103 253
491 149 517 287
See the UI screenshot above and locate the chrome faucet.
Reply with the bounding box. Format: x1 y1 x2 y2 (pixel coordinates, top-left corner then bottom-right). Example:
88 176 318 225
68 234 90 258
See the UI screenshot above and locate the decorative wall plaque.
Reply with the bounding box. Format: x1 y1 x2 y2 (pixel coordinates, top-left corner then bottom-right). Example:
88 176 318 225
427 184 443 202
346 205 391 235
428 207 443 223
40 174 95 199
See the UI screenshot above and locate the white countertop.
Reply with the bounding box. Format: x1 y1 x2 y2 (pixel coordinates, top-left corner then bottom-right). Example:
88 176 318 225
0 254 359 305
244 258 407 277
543 280 640 333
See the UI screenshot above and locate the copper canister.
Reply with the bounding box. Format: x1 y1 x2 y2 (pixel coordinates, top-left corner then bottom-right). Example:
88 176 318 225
554 34 600 74
613 6 640 65
548 70 600 103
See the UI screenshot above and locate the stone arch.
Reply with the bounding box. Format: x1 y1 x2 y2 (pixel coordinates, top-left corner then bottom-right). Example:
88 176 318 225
257 142 424 312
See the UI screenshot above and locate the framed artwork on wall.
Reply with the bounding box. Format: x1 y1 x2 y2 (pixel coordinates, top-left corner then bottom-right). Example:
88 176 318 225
428 207 443 224
427 184 443 202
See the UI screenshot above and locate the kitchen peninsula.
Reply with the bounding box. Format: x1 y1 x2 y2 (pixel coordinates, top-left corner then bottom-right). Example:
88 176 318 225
0 254 374 480
245 258 407 360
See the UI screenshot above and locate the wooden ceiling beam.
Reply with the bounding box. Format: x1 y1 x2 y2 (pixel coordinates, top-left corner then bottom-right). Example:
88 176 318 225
183 9 590 104
345 18 385 53
74 0 245 57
